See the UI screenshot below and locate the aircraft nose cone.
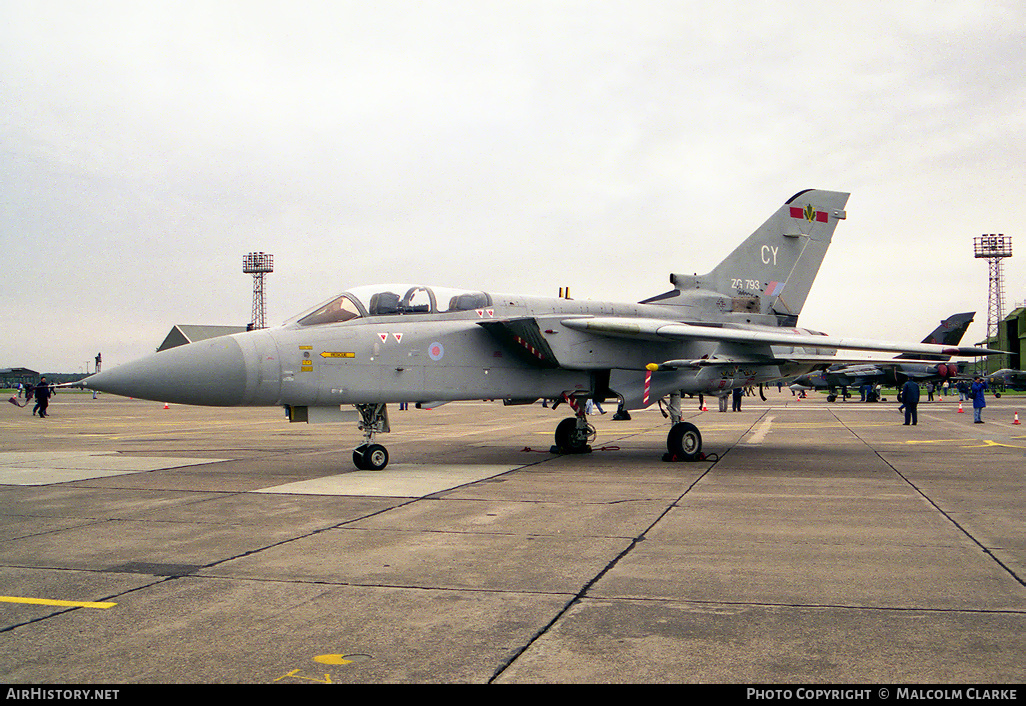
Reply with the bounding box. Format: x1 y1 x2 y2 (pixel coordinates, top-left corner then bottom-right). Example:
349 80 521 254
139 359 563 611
86 336 248 405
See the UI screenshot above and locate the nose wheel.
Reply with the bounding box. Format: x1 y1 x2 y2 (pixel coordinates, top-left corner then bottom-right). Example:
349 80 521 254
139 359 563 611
353 443 389 471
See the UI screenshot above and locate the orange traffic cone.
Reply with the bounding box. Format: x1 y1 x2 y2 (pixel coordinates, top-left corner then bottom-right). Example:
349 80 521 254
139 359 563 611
1014 412 1021 425
957 402 964 413
163 402 170 409
701 402 708 411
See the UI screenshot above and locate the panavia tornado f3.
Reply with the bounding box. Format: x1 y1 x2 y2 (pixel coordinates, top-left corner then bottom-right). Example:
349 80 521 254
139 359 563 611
83 189 1001 469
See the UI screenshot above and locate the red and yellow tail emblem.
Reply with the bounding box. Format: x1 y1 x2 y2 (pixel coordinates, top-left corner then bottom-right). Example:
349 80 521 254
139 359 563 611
789 204 829 223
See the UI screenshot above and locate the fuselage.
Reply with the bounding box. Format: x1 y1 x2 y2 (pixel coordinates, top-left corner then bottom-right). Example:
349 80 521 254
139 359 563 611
85 283 835 408
792 361 963 392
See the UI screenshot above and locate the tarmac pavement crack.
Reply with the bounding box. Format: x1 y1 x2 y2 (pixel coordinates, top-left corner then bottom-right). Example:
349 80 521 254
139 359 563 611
488 407 1021 682
828 408 1026 589
168 497 430 574
487 444 722 683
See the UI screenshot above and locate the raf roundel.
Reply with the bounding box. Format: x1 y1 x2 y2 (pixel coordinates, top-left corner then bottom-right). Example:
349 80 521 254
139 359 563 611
428 342 445 361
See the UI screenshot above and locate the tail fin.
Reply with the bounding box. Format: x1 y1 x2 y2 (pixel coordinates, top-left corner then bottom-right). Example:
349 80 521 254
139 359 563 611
896 312 975 360
643 189 849 325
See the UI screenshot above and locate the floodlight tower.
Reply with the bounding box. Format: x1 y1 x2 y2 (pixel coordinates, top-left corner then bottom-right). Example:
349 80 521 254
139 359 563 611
243 252 274 330
973 234 1012 370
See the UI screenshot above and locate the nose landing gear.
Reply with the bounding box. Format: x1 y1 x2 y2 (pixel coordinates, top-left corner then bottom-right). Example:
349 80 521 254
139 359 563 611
353 403 391 470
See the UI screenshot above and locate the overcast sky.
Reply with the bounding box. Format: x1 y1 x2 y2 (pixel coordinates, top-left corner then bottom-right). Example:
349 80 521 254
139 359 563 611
2 1 1024 373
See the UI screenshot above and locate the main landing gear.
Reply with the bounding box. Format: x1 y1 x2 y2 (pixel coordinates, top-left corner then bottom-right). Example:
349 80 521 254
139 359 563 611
661 391 704 462
353 403 390 470
552 415 595 454
826 386 851 403
550 392 705 462
664 421 703 462
550 393 596 454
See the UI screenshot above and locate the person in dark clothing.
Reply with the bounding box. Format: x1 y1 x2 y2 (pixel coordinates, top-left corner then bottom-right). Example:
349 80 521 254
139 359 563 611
970 376 988 423
731 387 743 412
33 377 51 418
900 379 920 425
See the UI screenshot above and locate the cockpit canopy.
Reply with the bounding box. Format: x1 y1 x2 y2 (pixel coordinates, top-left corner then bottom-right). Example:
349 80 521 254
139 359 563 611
297 284 492 326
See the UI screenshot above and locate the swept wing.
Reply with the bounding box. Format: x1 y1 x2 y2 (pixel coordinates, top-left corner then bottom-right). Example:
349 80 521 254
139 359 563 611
560 316 1001 368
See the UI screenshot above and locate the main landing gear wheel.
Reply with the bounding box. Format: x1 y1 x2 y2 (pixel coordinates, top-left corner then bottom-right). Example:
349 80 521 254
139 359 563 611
664 421 702 462
353 443 389 471
552 416 593 454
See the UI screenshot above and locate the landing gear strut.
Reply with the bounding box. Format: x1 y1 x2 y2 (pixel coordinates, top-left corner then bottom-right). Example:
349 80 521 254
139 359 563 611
353 403 390 470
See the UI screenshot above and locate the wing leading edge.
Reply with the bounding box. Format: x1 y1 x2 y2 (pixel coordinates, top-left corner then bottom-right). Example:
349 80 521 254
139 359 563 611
560 317 1003 364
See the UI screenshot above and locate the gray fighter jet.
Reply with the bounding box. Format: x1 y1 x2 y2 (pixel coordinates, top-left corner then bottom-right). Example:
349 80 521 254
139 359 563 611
83 189 1000 469
986 369 1026 393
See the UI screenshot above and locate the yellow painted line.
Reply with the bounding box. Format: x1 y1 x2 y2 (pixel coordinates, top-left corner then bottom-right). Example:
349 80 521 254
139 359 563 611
273 669 332 683
959 440 1026 449
906 439 1026 449
1 595 117 609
